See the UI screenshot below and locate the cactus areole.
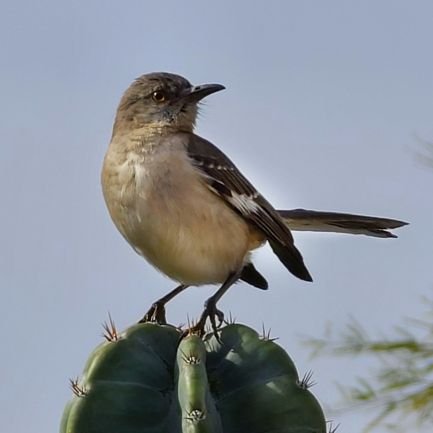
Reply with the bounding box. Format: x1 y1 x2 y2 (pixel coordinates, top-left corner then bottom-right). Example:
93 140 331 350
61 323 326 433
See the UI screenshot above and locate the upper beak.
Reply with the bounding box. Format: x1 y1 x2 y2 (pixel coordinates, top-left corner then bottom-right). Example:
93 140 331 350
181 83 226 103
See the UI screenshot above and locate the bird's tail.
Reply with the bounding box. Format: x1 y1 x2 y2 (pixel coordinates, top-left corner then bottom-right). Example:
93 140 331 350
278 208 408 238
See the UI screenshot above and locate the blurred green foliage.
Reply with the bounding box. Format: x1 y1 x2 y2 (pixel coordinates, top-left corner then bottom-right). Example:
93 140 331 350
306 297 433 432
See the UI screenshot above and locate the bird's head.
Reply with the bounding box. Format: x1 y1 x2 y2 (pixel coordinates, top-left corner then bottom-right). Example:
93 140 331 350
112 72 225 136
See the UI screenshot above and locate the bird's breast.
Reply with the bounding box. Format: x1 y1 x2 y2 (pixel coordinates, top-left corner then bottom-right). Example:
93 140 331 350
102 144 264 285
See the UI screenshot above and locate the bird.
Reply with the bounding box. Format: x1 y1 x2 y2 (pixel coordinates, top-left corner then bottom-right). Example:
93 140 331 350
101 72 407 333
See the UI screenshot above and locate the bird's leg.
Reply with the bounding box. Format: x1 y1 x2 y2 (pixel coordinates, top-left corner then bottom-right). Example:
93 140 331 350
140 284 189 324
189 271 241 337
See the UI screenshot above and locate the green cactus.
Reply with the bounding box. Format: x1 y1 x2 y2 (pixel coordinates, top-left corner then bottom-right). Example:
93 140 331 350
61 322 326 433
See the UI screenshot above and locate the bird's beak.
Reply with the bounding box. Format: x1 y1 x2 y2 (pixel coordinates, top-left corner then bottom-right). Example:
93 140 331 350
181 83 226 103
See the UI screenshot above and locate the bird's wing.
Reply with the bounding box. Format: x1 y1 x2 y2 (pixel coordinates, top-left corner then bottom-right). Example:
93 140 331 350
184 134 312 282
278 209 408 238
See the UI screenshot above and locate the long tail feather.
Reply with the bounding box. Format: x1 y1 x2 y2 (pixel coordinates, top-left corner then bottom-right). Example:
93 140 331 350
278 208 408 238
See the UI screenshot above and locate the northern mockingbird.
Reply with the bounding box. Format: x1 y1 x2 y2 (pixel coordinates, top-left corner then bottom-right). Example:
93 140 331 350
102 72 407 333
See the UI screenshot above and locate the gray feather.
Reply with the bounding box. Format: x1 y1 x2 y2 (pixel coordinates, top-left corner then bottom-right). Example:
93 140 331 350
278 209 408 238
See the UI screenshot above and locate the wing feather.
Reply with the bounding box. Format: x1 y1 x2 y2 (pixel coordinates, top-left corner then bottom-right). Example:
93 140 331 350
184 134 312 282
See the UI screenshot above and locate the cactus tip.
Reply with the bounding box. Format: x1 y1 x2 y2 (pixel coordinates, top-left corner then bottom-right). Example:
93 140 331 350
179 317 204 341
102 313 119 342
298 370 316 389
327 420 340 433
179 347 203 365
225 311 237 325
185 409 206 423
260 323 279 342
69 378 87 397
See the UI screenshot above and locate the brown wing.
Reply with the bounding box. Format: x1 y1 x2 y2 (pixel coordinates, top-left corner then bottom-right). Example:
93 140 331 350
184 134 312 282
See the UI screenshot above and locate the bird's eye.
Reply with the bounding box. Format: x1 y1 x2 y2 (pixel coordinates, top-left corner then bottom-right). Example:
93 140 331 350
152 90 166 103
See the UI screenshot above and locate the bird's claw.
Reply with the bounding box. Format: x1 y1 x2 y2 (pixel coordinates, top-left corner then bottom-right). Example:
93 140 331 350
139 302 167 324
185 302 224 338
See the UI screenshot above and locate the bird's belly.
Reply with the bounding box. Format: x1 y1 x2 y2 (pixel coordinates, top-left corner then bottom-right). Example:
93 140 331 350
130 190 255 285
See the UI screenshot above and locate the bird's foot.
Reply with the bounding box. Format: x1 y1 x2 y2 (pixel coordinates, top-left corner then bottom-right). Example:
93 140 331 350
139 302 167 324
186 300 224 338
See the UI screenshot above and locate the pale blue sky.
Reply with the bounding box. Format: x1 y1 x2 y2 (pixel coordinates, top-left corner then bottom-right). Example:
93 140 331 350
1 1 433 432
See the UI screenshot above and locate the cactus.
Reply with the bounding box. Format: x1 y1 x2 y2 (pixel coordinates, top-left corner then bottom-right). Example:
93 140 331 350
61 322 326 433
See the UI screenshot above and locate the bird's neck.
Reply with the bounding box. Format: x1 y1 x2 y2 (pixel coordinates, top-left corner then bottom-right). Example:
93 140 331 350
112 119 194 140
